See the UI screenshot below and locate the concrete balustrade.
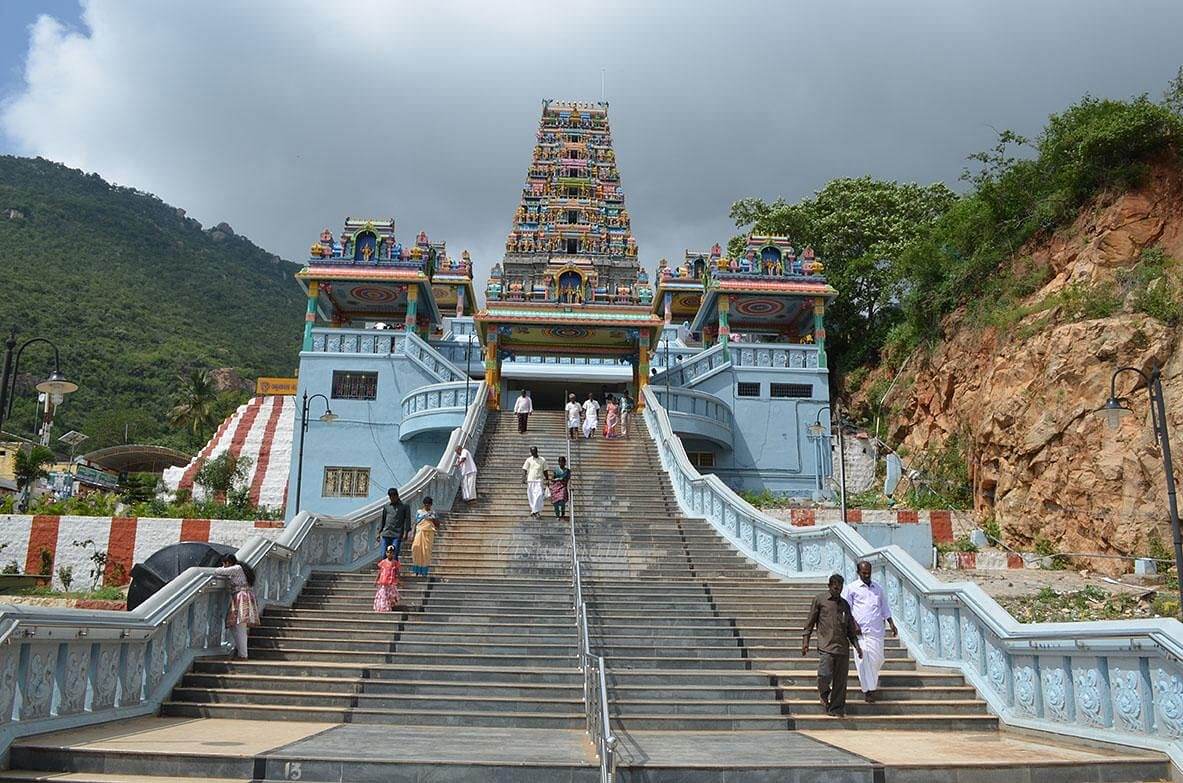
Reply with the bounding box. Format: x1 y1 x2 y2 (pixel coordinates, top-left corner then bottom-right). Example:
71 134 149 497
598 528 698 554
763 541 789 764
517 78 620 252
0 382 490 759
642 385 1183 771
650 386 733 448
399 381 482 440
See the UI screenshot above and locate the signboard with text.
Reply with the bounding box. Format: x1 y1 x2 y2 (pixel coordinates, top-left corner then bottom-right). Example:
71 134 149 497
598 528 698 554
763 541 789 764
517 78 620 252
256 377 299 396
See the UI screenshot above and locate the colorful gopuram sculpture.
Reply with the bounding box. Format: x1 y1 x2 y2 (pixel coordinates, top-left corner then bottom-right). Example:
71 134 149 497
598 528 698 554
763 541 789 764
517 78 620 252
486 100 652 306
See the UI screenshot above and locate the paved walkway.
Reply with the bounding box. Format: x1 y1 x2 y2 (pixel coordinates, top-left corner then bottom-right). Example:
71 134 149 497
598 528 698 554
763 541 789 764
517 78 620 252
14 717 1167 783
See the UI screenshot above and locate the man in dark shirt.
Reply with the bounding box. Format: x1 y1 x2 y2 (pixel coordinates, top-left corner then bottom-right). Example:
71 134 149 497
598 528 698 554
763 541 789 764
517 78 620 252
801 573 863 718
376 488 411 559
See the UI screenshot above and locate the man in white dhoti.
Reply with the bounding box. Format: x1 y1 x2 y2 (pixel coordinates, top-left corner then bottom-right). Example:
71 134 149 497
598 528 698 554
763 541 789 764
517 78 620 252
565 394 582 441
581 393 600 439
843 560 897 702
454 445 478 502
521 447 548 519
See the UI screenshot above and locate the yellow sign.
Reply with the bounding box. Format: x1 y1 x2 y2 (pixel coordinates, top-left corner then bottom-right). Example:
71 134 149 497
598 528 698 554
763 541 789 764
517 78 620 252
256 377 298 396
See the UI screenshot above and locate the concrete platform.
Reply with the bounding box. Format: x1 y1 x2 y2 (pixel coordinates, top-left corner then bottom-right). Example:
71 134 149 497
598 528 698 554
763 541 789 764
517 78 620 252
10 718 1169 783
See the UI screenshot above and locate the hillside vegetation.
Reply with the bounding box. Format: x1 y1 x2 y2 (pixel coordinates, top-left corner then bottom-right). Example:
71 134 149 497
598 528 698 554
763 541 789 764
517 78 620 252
0 156 304 451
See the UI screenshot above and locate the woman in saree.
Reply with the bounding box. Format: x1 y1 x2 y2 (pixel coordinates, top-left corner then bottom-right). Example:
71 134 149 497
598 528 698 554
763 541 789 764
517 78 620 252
603 396 620 439
410 495 440 577
548 456 572 518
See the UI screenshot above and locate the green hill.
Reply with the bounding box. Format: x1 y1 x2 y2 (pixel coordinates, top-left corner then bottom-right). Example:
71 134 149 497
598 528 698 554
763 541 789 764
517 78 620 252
0 156 305 452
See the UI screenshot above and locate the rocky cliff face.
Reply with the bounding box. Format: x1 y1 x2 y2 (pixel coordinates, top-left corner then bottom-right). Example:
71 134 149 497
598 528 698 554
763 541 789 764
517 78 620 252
877 163 1183 572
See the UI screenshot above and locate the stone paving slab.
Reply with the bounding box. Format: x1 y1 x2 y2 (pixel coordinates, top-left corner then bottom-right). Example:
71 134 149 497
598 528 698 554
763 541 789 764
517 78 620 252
267 724 597 765
14 716 336 757
801 729 1169 782
614 729 872 769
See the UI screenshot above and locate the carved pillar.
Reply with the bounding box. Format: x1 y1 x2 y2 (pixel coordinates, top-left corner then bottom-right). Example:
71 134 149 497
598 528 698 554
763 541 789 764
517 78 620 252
456 286 466 318
718 294 730 361
485 327 501 410
405 285 419 332
812 298 827 369
301 280 319 351
662 292 672 325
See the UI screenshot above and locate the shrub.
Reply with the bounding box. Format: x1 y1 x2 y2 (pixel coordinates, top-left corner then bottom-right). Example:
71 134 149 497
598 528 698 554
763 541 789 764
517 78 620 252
38 548 53 576
57 565 73 591
1034 537 1068 570
981 515 1003 545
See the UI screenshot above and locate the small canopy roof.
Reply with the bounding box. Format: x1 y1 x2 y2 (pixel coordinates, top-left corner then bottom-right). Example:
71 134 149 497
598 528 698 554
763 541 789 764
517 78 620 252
83 444 191 474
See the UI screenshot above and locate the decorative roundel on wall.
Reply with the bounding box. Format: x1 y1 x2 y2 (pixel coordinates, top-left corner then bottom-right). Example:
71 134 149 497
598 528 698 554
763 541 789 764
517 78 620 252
350 285 399 303
675 293 702 310
547 326 590 340
734 298 787 318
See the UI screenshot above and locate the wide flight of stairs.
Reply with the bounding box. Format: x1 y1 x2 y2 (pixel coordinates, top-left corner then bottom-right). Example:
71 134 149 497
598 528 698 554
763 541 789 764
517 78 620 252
7 410 1170 781
161 411 583 728
494 411 994 732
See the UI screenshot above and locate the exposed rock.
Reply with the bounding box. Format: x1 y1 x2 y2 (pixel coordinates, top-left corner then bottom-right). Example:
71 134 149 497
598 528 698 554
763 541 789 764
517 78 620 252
4 208 25 220
209 367 253 394
209 221 235 241
871 163 1183 574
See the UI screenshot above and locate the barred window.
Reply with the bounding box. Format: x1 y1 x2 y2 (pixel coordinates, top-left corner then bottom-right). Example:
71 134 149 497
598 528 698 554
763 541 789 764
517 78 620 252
332 370 378 400
737 382 761 398
323 467 370 498
771 383 813 398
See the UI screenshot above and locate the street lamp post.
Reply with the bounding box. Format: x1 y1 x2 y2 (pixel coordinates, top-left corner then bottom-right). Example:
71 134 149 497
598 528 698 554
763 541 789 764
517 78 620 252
808 404 846 523
0 327 79 435
663 337 670 402
1098 364 1183 613
294 391 338 515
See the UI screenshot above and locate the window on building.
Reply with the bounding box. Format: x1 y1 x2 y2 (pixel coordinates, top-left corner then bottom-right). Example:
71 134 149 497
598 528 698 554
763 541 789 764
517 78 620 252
331 370 378 400
566 238 579 254
737 382 761 398
687 451 716 469
770 383 813 398
566 210 579 224
323 467 370 498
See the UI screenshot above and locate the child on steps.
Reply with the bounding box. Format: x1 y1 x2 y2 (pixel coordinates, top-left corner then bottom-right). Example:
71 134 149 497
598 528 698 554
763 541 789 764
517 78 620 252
373 545 402 612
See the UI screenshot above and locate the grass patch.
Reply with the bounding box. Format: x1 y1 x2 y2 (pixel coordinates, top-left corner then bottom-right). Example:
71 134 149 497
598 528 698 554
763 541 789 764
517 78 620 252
1000 585 1174 622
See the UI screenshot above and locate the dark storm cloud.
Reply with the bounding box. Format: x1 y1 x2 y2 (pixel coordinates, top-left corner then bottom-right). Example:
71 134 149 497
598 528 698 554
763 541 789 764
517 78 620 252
3 0 1181 292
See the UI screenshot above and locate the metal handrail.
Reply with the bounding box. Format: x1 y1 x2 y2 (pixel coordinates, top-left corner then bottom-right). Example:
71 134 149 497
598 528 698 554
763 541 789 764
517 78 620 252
566 431 616 782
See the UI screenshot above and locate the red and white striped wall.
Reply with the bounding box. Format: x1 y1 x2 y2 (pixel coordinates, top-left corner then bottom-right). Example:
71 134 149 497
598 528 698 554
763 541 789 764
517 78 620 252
161 395 295 511
0 515 284 590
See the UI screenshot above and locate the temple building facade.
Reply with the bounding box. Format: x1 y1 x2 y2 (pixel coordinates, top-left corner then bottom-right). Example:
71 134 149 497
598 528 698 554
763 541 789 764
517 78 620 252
286 100 836 514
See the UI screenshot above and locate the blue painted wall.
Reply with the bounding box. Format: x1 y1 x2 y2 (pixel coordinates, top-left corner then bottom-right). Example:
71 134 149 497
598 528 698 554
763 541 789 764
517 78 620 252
284 350 451 517
681 363 830 497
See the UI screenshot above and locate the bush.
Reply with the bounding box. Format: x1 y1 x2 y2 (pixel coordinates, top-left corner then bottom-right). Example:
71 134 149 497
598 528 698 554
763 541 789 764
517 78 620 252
1034 537 1069 570
898 93 1183 347
57 565 73 591
981 515 1003 545
38 548 53 576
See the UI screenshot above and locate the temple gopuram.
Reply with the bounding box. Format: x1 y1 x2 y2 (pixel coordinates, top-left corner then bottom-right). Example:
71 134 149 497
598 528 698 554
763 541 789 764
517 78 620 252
475 100 662 410
286 99 837 515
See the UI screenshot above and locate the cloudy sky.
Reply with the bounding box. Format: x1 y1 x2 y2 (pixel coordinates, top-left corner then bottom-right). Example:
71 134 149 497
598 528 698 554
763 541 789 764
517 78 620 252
2 1 1182 290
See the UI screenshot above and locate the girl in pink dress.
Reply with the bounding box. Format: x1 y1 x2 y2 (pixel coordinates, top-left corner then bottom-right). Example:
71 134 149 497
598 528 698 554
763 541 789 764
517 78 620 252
373 546 402 612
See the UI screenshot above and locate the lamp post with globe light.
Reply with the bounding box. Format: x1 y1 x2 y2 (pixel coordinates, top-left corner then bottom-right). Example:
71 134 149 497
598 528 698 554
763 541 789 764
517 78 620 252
1097 363 1183 614
294 391 338 514
0 327 79 436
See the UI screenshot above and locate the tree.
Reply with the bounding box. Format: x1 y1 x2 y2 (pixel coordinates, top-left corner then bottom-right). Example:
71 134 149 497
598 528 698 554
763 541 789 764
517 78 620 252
1165 65 1183 117
13 445 55 493
169 369 219 445
729 177 957 373
194 452 253 497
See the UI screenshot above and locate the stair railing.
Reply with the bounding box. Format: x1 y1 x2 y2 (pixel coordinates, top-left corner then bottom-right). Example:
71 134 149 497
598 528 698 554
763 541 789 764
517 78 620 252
0 382 491 761
567 433 617 782
641 385 1183 771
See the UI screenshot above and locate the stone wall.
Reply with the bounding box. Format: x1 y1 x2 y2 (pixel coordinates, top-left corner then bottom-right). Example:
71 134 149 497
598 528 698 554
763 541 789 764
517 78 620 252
0 515 283 590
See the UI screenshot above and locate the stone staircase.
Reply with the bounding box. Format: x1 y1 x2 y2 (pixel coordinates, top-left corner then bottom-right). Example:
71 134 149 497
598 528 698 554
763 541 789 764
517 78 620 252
2 410 1171 782
485 411 992 733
